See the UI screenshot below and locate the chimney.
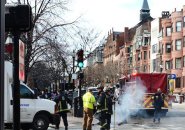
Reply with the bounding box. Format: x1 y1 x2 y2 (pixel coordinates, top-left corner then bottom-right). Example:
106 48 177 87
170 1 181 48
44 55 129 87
124 27 129 42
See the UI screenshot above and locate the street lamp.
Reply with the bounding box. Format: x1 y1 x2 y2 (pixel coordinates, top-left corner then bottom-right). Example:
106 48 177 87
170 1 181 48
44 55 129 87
5 33 13 60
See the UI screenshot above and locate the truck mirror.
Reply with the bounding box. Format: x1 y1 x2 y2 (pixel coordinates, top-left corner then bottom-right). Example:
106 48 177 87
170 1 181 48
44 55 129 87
33 89 38 99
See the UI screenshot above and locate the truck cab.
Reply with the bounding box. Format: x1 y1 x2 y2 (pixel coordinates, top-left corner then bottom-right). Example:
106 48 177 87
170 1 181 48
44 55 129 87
4 61 60 130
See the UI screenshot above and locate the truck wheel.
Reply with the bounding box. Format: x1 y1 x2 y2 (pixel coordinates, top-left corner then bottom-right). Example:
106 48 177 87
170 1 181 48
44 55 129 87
32 114 49 130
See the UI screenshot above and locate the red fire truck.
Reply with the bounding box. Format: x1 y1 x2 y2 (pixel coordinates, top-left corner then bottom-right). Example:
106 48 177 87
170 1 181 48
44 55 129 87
120 73 172 115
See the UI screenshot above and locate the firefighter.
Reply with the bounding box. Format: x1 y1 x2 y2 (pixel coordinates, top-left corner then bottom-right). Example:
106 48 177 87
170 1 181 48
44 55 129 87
104 87 113 130
82 88 96 130
153 88 164 123
96 86 108 130
54 89 72 130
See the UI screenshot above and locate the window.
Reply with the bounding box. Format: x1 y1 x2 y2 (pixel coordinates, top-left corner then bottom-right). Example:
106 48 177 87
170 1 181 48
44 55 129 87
20 84 34 99
166 44 171 53
152 44 157 53
130 57 133 63
175 58 181 69
127 47 130 53
130 45 133 52
176 77 181 88
153 59 156 71
176 21 182 32
175 39 181 51
143 65 147 72
171 59 173 69
144 37 149 45
138 53 141 61
144 51 147 60
166 27 171 36
165 61 171 70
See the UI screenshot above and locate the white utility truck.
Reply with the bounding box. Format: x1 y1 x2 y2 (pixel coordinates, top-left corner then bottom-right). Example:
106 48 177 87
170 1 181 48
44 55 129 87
4 61 60 130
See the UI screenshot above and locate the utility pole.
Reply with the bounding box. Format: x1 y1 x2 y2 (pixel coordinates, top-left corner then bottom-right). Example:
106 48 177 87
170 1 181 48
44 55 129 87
79 68 82 97
0 0 5 130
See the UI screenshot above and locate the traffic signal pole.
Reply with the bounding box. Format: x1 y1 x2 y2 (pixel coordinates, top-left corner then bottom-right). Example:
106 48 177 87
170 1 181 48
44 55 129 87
79 67 82 97
0 0 5 129
12 31 21 130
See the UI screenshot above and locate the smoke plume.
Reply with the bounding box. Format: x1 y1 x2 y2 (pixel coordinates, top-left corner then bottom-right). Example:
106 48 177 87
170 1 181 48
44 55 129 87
115 78 146 123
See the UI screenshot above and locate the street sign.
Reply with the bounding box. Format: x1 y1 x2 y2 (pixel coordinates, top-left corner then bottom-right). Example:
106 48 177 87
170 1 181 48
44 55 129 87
72 73 77 79
168 74 176 79
171 74 176 79
19 40 25 81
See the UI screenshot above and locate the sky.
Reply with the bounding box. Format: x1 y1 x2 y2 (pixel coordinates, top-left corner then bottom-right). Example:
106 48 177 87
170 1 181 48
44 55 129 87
69 0 185 35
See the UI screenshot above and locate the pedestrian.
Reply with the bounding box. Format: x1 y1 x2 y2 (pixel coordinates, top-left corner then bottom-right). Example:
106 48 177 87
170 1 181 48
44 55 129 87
39 88 51 99
153 88 164 123
96 86 108 130
114 84 120 104
54 89 72 130
51 90 58 100
82 88 96 130
104 87 113 130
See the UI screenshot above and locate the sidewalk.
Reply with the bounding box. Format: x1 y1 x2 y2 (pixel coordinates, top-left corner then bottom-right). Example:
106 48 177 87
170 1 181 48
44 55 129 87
55 113 100 129
171 102 185 110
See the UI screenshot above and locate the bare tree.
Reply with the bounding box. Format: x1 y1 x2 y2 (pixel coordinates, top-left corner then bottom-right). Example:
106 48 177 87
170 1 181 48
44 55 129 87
104 61 120 85
73 28 101 54
17 0 80 83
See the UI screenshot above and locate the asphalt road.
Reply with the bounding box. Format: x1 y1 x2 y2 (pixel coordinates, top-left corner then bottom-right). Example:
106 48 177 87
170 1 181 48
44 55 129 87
5 103 185 130
48 103 185 130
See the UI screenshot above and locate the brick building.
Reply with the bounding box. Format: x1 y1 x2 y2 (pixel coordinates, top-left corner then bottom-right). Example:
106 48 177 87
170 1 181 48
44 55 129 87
155 6 185 94
119 0 153 75
85 0 185 93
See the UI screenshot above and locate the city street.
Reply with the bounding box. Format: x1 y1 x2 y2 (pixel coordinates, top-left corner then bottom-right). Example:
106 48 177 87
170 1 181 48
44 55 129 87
48 102 185 130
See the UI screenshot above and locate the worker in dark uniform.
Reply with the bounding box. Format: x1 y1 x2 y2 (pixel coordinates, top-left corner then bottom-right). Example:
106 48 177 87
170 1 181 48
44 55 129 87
104 87 113 130
96 86 108 130
153 88 164 123
54 89 72 130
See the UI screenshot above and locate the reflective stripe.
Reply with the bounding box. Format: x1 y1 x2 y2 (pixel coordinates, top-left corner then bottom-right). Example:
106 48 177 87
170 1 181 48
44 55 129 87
59 101 62 111
105 98 107 110
100 123 107 128
60 109 69 112
59 101 69 112
97 94 108 111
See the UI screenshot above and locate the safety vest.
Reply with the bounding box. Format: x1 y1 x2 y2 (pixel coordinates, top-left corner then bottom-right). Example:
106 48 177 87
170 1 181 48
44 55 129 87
83 92 96 109
58 95 70 112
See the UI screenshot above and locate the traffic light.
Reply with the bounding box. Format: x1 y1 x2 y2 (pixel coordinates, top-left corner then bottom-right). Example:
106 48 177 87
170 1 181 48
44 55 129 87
78 72 84 79
5 4 33 32
77 49 84 68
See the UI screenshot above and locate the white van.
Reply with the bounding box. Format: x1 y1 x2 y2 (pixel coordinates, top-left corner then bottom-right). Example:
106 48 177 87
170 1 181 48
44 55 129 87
4 61 60 130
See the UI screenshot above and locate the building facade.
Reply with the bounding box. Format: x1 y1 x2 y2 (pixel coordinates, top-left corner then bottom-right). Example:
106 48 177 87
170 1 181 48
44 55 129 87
84 0 185 93
158 6 185 93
